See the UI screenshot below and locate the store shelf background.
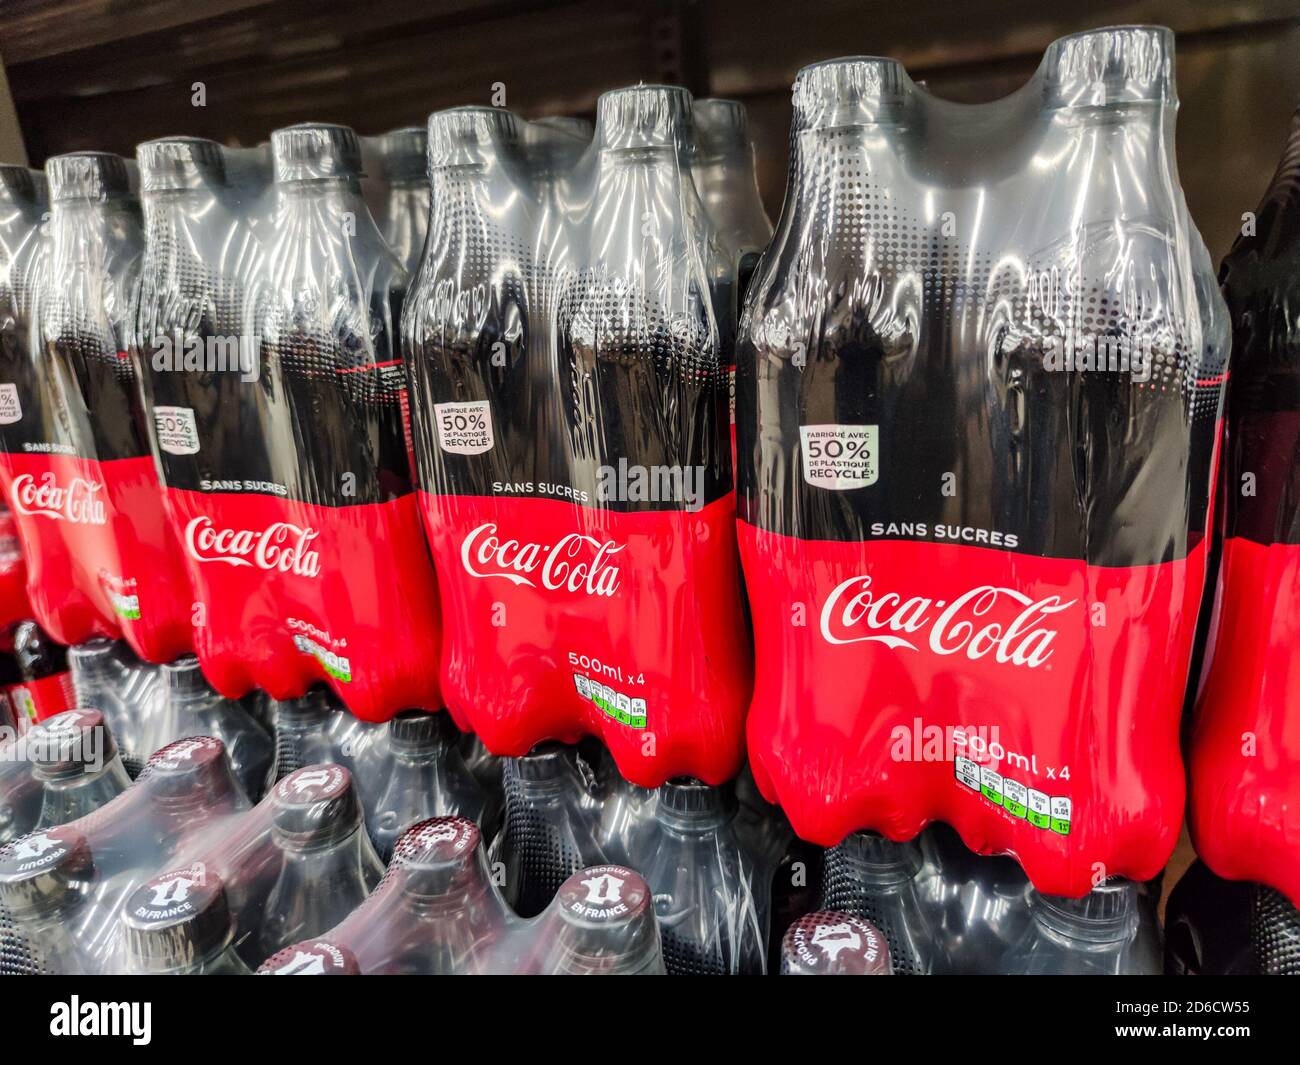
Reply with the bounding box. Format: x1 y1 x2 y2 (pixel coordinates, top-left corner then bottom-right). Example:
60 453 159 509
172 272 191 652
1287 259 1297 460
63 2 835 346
1 0 1297 262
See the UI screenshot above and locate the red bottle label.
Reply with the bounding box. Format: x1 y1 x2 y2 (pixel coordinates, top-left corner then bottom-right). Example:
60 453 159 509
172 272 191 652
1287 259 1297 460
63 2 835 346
739 521 1208 897
164 486 441 721
421 492 752 786
0 452 194 662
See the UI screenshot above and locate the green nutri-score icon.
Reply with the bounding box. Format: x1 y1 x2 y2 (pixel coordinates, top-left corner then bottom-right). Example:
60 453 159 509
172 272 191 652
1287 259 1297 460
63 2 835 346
955 757 1071 836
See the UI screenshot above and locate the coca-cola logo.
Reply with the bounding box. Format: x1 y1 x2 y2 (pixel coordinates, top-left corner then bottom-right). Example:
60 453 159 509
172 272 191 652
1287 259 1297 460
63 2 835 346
184 516 321 577
819 576 1076 669
459 522 624 597
10 473 106 525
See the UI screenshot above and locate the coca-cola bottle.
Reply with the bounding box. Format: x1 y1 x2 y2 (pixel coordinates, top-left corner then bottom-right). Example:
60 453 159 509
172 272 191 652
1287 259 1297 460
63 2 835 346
150 656 271 801
27 708 131 827
491 742 606 917
265 684 379 787
1189 107 1300 908
736 27 1228 896
10 620 74 727
514 865 665 975
365 710 500 862
600 776 772 974
134 131 441 719
0 827 95 973
406 91 751 785
33 152 192 662
255 763 385 960
821 831 948 974
68 637 160 776
0 164 99 649
780 911 892 975
120 866 251 974
373 127 430 275
260 817 514 975
997 878 1161 975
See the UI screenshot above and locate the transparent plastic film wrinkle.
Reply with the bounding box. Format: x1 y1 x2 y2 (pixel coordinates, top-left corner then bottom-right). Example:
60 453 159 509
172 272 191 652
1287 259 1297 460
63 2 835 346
736 26 1228 896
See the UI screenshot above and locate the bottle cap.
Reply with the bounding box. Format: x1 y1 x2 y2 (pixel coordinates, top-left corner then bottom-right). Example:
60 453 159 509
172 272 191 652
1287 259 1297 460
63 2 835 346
387 709 456 752
595 85 692 152
271 763 361 849
390 816 484 900
551 864 660 974
1042 25 1174 109
141 736 243 812
137 137 227 193
656 776 736 825
258 938 360 975
0 827 92 916
0 165 37 201
272 123 363 182
792 58 908 131
162 655 210 702
692 98 750 157
27 709 117 782
427 106 521 169
780 911 892 974
46 152 132 202
379 127 427 183
121 866 233 972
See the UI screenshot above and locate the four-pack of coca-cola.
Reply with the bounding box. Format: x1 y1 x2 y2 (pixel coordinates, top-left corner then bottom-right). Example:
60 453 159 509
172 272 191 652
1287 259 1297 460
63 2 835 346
0 19 1297 977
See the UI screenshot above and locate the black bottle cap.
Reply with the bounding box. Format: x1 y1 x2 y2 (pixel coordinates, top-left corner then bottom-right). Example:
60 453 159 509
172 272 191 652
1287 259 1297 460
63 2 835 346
836 830 924 879
389 816 482 899
137 137 227 193
506 741 578 783
272 123 362 182
552 864 659 973
273 686 337 728
1042 25 1173 109
27 709 117 782
46 152 131 202
67 638 120 683
657 776 736 822
595 85 692 152
0 827 92 915
258 938 360 975
140 736 242 811
780 911 893 975
162 655 210 702
1036 877 1137 926
792 57 908 132
121 866 233 972
271 763 361 849
379 127 427 183
427 106 521 169
387 709 456 752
